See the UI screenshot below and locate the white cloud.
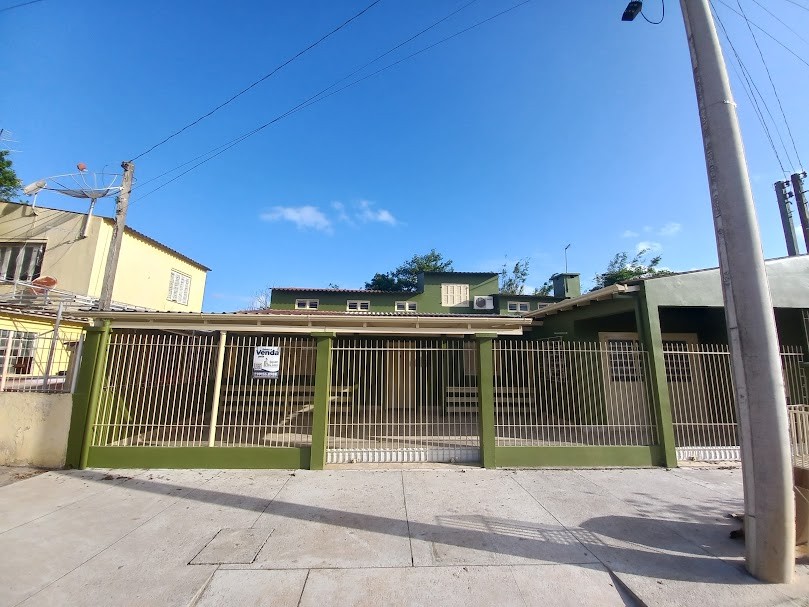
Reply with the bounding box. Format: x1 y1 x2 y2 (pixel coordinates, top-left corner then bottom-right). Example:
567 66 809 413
332 201 351 224
621 230 639 238
356 199 397 226
636 241 663 253
658 222 682 236
260 206 332 233
643 225 653 233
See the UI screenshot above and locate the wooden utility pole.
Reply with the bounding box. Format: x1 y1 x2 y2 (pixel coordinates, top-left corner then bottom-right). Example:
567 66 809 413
98 161 134 311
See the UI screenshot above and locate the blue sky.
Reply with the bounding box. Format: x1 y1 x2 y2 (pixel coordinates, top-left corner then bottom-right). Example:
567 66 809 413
2 0 808 312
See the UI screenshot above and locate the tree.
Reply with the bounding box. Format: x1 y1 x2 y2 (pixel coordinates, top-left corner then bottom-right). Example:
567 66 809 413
499 259 530 295
0 150 22 201
592 248 674 291
249 287 272 310
365 249 453 291
533 280 553 296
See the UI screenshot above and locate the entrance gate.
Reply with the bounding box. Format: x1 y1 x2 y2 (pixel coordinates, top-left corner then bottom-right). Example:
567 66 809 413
326 338 480 463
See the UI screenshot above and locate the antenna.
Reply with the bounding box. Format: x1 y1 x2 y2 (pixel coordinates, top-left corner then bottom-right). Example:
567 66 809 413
564 244 571 274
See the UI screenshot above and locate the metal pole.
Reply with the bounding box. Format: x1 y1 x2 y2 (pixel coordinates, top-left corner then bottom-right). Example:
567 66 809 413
98 161 134 311
791 172 809 253
680 0 794 582
42 301 63 390
207 331 228 447
775 180 800 256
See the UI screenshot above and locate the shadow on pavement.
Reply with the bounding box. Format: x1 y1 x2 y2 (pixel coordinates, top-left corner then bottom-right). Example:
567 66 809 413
62 469 763 587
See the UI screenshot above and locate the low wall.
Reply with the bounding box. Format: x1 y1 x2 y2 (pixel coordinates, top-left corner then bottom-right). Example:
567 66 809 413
0 392 72 468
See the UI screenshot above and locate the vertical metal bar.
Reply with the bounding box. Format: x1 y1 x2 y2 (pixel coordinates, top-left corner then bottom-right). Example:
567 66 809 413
207 331 228 447
0 331 13 392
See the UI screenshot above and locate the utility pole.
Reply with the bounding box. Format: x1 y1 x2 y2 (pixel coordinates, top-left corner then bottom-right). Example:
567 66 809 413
791 171 809 252
98 161 134 311
680 0 794 582
775 180 800 256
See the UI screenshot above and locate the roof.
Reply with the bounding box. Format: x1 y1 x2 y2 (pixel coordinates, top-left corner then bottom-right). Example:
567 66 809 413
80 309 533 336
524 284 640 319
1 201 210 272
271 287 394 294
241 308 518 318
0 305 90 326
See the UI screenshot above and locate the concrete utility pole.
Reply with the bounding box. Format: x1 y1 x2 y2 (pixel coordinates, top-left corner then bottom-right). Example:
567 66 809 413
680 0 794 582
791 172 809 252
98 161 134 311
775 180 800 256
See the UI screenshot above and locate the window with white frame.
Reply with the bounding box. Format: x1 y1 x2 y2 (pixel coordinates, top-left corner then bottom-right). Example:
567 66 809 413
167 270 191 305
0 330 37 374
347 300 370 311
441 283 470 307
295 299 319 310
395 301 417 313
507 302 530 313
0 242 45 282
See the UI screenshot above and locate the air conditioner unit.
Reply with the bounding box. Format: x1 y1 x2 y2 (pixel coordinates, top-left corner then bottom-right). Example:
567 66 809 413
473 296 494 310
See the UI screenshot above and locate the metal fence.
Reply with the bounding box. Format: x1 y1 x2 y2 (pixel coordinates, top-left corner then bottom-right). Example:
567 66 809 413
493 340 659 447
668 344 807 461
0 328 84 393
326 338 480 463
790 405 809 471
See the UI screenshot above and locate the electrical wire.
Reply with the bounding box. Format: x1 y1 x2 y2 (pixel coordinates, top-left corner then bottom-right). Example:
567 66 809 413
642 0 665 25
130 1 532 204
131 0 481 193
130 0 385 162
0 0 45 12
736 0 803 170
751 0 809 47
781 0 809 13
712 2 789 176
713 0 809 70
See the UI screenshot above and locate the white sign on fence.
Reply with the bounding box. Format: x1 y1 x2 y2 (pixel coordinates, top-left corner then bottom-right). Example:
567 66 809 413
253 346 281 379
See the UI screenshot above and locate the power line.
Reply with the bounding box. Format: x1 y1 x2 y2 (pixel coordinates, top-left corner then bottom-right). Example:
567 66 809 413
0 0 45 13
714 0 809 69
711 2 789 176
751 0 809 47
781 0 809 13
642 0 665 25
130 0 385 162
132 0 481 193
131 1 532 204
735 0 803 169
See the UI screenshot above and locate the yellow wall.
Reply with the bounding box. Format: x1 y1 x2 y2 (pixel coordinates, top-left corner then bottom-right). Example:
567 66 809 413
88 220 207 312
1 202 208 312
0 314 84 378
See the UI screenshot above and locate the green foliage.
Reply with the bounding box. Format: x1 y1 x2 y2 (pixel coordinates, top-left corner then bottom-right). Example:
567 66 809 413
533 280 553 296
365 249 453 291
592 248 674 290
0 150 22 201
499 258 530 295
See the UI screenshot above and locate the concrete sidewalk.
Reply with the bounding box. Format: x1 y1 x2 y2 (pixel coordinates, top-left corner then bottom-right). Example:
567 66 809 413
0 466 807 607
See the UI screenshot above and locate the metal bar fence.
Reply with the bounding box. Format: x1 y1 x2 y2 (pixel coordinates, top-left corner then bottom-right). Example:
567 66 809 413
0 328 84 393
789 405 809 471
215 334 316 448
666 343 807 461
326 338 480 463
492 340 659 447
91 331 219 447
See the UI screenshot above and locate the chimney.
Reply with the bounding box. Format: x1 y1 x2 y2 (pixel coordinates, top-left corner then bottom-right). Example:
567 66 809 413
552 273 580 299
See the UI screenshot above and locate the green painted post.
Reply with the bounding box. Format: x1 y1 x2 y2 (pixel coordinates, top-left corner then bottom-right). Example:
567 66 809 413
309 332 334 470
66 322 111 469
476 333 497 469
636 290 677 468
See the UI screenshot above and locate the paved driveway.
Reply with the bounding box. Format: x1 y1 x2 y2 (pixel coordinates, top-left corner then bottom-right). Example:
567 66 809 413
0 465 807 606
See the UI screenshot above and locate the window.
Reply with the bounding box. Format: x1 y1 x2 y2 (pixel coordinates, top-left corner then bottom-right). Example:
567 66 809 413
606 339 642 382
507 302 530 313
395 301 417 313
167 270 191 305
0 242 45 282
347 300 370 311
0 330 37 374
441 283 470 307
295 299 319 310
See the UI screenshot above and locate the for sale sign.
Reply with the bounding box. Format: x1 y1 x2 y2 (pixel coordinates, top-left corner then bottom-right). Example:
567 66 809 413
253 346 281 379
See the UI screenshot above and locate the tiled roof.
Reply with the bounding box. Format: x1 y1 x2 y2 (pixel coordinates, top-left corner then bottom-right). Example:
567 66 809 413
270 287 394 294
239 308 516 318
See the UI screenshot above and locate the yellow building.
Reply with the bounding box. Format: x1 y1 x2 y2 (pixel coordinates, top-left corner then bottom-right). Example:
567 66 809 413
0 201 209 312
